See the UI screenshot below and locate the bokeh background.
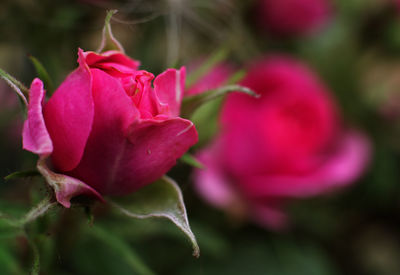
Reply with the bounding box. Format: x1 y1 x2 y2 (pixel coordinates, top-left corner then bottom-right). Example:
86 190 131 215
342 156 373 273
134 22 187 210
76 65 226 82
1 0 400 274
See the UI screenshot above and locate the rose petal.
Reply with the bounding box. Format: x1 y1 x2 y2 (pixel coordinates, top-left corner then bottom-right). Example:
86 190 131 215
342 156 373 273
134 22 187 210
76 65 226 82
70 113 197 195
84 50 140 77
154 67 186 117
67 68 140 194
22 78 53 157
37 159 103 208
44 49 95 171
244 131 371 198
193 142 239 209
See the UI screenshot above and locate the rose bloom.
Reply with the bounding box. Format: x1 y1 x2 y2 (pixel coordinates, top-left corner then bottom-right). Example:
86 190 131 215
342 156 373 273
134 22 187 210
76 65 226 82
194 56 370 229
23 49 198 207
257 0 333 36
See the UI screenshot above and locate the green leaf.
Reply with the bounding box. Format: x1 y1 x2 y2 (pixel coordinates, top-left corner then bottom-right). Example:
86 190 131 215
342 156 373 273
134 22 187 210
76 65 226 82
87 225 155 275
0 67 29 108
225 69 246 85
4 170 41 181
109 176 200 258
181 84 259 118
180 153 204 169
97 10 125 53
28 56 54 94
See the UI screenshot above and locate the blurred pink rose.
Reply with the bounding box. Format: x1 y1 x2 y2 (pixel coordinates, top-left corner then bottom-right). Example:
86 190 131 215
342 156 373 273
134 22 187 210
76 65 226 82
194 56 370 229
257 0 333 36
23 49 198 207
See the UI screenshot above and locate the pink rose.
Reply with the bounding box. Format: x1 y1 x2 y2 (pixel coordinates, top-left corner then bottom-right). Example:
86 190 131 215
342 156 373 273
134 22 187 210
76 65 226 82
23 49 198 206
194 56 370 229
257 0 333 36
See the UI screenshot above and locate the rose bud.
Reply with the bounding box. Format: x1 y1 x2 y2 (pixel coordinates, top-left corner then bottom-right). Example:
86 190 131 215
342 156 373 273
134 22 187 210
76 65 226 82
256 0 333 36
22 49 198 207
194 56 370 229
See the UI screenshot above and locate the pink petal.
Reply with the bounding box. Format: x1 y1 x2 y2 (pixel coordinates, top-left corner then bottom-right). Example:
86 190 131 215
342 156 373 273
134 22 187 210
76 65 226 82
70 112 197 195
244 131 371 198
84 50 140 77
154 67 186 117
22 78 53 157
43 49 95 171
193 142 240 209
68 68 139 194
37 159 103 208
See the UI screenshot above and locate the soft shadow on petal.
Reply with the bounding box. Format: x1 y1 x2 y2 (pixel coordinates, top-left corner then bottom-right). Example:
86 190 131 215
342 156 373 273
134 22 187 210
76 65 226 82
22 78 53 157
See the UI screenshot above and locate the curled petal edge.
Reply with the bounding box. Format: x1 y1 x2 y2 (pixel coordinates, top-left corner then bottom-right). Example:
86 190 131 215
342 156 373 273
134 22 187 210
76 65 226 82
37 158 104 208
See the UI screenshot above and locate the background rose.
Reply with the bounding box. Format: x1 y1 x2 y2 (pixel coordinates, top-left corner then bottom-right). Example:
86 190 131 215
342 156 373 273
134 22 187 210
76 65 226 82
23 48 198 205
256 0 333 36
194 56 370 229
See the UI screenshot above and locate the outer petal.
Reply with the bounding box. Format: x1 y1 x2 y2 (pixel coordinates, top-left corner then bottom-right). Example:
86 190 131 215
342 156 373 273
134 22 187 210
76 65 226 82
193 141 240 210
22 79 103 208
22 78 53 157
43 49 94 172
37 159 103 208
154 67 186 117
123 118 198 194
242 131 371 198
70 108 197 195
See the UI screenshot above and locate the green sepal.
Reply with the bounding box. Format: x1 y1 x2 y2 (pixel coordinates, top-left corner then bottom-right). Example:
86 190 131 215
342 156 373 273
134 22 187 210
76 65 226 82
181 84 259 118
180 153 205 169
109 176 200 257
28 55 54 94
0 67 29 109
97 10 125 53
4 170 41 181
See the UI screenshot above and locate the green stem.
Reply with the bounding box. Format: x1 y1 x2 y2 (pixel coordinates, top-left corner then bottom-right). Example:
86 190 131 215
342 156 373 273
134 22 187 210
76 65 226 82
25 232 40 275
0 196 57 229
181 84 259 118
0 68 29 105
